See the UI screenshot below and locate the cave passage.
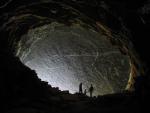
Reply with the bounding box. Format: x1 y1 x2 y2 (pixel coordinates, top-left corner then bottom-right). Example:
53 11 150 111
16 22 131 96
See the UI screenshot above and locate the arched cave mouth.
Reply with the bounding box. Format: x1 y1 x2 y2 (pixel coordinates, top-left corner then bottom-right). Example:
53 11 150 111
15 22 131 96
1 1 144 96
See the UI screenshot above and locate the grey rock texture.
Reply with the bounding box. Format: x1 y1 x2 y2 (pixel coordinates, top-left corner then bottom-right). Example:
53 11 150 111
17 22 130 95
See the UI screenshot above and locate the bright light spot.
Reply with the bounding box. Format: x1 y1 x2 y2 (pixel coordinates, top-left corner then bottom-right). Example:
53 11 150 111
17 22 131 96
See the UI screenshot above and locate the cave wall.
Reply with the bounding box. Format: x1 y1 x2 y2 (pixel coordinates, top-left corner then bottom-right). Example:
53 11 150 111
1 0 147 90
0 0 149 112
0 0 149 94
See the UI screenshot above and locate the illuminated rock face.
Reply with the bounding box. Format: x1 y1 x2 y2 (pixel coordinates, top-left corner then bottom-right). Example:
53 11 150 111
17 22 130 96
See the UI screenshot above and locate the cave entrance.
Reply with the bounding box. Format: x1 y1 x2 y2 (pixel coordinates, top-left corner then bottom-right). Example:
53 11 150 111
16 22 131 96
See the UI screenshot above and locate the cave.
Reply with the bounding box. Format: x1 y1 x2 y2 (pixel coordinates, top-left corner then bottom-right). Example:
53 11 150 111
0 0 149 113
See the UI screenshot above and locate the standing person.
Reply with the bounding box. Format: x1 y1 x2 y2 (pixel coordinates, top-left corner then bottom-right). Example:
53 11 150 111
84 89 87 95
79 83 83 94
89 84 94 97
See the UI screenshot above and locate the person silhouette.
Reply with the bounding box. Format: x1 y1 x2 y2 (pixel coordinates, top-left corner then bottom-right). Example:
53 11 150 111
84 89 87 95
89 84 94 97
79 83 83 94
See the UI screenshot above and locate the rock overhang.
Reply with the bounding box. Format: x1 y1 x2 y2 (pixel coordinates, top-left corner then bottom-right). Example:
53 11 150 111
0 0 145 95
